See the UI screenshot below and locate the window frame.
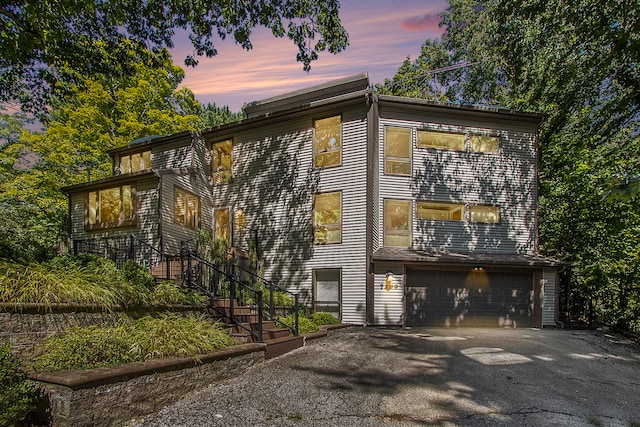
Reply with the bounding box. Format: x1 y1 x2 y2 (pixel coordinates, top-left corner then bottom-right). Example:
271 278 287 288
470 204 501 224
313 191 342 245
119 150 152 174
173 186 200 229
85 184 136 230
212 139 233 185
417 201 465 221
312 268 342 319
384 126 412 176
313 115 342 168
214 206 232 244
384 199 412 248
416 129 466 151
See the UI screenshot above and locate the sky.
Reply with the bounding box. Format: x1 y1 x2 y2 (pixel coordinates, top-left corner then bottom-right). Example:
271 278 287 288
169 0 448 112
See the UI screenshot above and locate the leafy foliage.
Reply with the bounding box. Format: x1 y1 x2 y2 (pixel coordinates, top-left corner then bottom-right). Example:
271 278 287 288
151 281 207 307
0 255 205 309
0 343 40 427
32 314 234 371
277 314 319 335
310 311 340 326
1 0 349 117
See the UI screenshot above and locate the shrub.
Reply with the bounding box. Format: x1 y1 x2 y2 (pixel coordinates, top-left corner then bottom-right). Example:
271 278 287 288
122 260 156 290
311 311 341 326
277 315 318 335
33 314 234 371
151 281 207 306
0 343 40 427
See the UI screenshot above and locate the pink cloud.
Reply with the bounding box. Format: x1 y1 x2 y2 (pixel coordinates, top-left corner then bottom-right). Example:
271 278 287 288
401 13 442 32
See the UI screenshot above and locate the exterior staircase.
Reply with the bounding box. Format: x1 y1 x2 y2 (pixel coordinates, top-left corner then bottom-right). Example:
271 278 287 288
206 298 304 359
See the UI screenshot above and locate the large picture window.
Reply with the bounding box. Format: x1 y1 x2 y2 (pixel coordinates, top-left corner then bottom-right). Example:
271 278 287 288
417 201 465 221
384 199 411 247
314 192 342 244
174 187 200 228
212 140 233 184
214 207 231 243
385 127 411 175
86 185 135 228
120 150 151 173
314 115 342 168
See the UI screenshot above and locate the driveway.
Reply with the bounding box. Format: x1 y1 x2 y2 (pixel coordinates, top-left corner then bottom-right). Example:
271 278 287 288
135 327 640 426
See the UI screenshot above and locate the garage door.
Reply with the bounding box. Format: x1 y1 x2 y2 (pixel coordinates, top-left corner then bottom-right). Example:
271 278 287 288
406 269 534 327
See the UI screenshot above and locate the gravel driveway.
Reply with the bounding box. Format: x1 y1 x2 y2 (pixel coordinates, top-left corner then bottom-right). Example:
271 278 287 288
134 327 640 426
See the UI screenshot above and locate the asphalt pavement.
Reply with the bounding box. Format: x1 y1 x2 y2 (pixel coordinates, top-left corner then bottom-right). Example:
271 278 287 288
134 327 640 426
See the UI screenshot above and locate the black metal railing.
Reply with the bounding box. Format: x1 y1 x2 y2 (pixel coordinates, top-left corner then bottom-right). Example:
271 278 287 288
233 263 300 336
183 252 264 342
72 234 180 281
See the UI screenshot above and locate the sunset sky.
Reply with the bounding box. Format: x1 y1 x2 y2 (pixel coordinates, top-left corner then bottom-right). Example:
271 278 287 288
169 0 448 112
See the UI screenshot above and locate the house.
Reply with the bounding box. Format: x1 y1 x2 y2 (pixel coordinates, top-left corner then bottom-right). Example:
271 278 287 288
62 73 562 328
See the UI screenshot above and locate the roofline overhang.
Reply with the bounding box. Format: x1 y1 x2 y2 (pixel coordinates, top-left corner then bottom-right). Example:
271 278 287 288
107 131 195 156
61 170 158 194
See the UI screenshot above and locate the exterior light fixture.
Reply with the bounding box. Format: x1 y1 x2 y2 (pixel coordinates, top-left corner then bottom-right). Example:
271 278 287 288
474 266 483 271
382 271 398 291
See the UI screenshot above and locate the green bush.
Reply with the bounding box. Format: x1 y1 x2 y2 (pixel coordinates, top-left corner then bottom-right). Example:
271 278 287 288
277 315 319 335
0 343 40 427
311 311 341 326
151 281 207 306
33 314 234 372
122 260 156 290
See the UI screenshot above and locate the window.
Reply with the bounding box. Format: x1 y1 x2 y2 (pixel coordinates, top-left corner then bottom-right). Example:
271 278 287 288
470 135 500 154
417 201 465 221
212 140 232 184
417 130 465 151
214 207 231 243
384 199 411 247
470 205 500 223
174 188 200 228
314 192 341 244
313 269 341 317
86 185 134 228
314 115 342 168
120 150 151 173
385 127 411 175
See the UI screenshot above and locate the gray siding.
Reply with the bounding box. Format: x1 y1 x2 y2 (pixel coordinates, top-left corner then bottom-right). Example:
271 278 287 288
376 115 537 255
542 268 557 327
373 264 404 325
69 177 160 248
211 107 369 324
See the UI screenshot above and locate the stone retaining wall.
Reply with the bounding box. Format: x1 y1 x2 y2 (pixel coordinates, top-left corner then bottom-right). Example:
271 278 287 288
31 343 266 427
0 304 204 360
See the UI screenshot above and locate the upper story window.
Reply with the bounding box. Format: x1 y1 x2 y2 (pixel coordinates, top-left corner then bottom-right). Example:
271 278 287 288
120 150 151 173
314 115 342 168
470 205 500 223
214 207 231 243
384 199 411 247
314 191 342 244
86 185 135 229
212 140 232 184
417 201 464 221
417 130 465 151
174 187 200 228
470 135 500 154
385 127 411 175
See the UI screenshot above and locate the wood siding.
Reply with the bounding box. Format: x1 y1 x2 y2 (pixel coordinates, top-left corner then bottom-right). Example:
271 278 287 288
376 113 538 255
69 177 160 247
211 106 369 324
542 268 557 327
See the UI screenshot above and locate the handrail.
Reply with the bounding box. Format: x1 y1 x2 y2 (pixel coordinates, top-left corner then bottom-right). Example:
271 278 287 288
184 252 263 342
233 262 299 336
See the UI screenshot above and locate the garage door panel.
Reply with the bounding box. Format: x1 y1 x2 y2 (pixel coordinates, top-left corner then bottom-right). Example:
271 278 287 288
406 269 533 327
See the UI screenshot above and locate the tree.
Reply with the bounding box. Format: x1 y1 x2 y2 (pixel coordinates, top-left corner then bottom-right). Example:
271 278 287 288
0 48 206 261
0 0 349 117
